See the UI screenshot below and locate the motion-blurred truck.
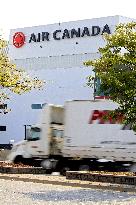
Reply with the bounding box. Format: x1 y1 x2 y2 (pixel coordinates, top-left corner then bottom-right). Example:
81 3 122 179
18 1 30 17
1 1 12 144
8 100 136 172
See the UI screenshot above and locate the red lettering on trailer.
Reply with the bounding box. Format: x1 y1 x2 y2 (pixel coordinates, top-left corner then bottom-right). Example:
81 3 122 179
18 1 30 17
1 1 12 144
88 110 123 124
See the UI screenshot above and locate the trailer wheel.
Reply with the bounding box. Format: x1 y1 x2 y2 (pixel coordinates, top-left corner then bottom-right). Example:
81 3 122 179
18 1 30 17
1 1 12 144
60 166 70 176
41 159 57 171
129 163 136 172
45 169 53 174
14 155 24 164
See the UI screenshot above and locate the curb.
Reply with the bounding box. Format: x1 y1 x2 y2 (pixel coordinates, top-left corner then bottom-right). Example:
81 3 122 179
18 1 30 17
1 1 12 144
66 171 136 186
0 167 136 193
0 174 136 193
0 166 46 174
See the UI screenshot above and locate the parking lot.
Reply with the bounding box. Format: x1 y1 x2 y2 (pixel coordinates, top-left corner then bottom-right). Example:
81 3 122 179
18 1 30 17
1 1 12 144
0 177 136 205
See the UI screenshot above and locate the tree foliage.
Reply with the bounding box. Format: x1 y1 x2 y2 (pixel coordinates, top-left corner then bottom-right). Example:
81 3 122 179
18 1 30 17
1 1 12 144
84 22 136 131
0 37 44 113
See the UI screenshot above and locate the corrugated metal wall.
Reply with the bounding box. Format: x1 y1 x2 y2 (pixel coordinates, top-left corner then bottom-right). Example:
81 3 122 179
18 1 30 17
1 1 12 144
14 52 100 70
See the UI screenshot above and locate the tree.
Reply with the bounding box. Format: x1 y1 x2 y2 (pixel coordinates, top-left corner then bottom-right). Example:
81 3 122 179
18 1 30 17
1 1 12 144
84 22 136 131
0 37 44 113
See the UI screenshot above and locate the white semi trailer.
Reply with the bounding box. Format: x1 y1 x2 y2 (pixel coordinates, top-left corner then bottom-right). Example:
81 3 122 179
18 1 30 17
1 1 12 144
8 100 136 172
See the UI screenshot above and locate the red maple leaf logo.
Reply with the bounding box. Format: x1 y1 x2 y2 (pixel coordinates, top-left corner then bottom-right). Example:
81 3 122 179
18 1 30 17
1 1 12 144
13 32 25 48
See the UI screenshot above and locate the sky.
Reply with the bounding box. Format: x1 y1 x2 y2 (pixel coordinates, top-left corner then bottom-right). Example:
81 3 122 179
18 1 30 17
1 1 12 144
0 0 136 40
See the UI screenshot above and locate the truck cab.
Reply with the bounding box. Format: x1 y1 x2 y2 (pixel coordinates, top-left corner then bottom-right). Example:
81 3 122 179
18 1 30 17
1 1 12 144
7 104 64 165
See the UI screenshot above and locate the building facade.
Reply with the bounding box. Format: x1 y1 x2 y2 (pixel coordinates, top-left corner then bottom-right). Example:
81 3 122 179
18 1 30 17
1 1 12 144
0 15 135 144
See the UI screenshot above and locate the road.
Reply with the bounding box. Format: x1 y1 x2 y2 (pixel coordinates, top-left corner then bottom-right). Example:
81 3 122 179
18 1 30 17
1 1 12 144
0 178 136 205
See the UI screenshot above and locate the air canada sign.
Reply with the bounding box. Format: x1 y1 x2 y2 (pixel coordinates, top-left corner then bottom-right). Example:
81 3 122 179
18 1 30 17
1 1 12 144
13 24 111 48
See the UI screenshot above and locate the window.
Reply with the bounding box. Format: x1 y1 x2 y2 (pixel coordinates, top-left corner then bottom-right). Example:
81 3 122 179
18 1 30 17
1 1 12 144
122 124 132 130
27 127 41 141
94 77 110 99
31 103 46 109
31 104 42 109
0 126 6 131
0 104 7 109
52 129 64 138
94 78 104 96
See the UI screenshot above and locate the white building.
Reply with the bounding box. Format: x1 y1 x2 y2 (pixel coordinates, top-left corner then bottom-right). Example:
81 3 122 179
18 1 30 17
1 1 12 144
0 15 135 144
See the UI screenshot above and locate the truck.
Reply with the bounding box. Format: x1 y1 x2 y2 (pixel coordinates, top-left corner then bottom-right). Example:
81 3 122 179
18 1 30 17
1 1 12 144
7 99 136 173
